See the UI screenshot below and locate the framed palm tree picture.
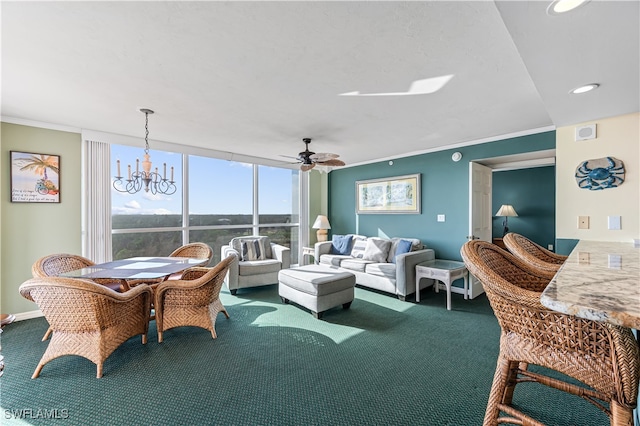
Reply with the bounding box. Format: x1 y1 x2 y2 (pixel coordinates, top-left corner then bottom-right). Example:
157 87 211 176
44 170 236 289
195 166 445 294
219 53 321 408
10 151 60 203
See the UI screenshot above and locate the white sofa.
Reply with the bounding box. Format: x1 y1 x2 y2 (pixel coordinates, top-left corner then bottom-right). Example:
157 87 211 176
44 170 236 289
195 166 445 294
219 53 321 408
314 235 435 301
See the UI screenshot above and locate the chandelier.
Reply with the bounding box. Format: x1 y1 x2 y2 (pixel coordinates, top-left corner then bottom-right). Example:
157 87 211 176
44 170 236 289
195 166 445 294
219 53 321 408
113 108 177 195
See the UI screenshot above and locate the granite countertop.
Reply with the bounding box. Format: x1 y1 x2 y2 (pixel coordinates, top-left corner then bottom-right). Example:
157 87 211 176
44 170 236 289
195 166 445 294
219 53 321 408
540 240 640 329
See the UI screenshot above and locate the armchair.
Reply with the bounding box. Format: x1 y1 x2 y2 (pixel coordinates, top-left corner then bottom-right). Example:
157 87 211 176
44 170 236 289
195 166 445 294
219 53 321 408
221 236 290 295
19 277 152 378
155 255 234 343
32 253 124 341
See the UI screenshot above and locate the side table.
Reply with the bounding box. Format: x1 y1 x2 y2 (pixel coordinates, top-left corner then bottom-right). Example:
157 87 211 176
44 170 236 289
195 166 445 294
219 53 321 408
415 260 469 310
302 246 315 265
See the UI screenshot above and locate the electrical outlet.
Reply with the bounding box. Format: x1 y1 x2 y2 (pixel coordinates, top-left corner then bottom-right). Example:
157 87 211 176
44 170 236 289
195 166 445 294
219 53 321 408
547 244 554 251
578 216 589 229
437 214 445 222
579 252 590 264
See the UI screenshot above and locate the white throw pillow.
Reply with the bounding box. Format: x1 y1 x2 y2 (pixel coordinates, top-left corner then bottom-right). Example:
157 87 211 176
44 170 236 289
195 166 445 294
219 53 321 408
362 238 392 263
350 237 368 259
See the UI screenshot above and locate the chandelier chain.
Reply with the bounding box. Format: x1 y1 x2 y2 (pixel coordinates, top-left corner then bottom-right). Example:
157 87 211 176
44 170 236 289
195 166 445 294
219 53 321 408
144 112 150 155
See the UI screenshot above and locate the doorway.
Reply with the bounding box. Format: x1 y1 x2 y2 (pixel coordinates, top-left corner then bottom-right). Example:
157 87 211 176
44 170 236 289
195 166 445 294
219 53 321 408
466 149 556 298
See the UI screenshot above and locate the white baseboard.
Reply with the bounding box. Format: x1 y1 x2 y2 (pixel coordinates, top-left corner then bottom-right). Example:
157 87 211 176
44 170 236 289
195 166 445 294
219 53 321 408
12 310 43 322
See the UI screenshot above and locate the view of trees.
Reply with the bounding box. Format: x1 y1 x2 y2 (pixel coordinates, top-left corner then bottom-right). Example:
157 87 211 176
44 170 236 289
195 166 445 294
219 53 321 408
113 214 299 264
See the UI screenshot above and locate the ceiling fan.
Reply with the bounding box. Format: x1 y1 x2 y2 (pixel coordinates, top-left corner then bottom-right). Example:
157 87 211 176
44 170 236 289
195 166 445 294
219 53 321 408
293 138 346 172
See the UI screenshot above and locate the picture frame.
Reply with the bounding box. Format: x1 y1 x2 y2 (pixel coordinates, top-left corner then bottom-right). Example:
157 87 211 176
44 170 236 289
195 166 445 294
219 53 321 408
356 173 420 214
10 151 61 203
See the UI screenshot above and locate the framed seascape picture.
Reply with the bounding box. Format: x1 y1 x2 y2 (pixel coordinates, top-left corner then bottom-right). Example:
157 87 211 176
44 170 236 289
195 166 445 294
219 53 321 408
10 151 61 203
356 173 420 214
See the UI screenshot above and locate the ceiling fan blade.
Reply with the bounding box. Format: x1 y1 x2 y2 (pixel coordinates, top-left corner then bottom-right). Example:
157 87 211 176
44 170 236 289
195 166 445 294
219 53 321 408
279 154 300 160
300 163 316 172
317 159 346 167
310 152 339 162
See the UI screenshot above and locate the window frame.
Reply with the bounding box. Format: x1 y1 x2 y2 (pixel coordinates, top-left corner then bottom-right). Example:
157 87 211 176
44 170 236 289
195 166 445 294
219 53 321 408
109 146 306 264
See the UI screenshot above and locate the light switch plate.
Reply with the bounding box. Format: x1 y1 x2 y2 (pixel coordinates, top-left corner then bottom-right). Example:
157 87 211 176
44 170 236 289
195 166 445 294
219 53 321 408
608 215 621 230
437 214 445 222
608 254 622 269
578 216 589 229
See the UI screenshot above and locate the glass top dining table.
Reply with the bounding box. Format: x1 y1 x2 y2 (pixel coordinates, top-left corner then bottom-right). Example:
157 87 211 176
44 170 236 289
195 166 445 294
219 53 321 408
59 256 210 289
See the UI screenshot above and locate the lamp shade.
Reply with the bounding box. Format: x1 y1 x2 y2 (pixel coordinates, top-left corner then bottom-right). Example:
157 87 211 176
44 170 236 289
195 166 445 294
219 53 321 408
495 205 518 217
312 215 331 230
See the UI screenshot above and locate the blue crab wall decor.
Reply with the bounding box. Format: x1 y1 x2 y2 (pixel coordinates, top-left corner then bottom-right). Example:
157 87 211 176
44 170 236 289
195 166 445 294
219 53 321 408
575 156 625 190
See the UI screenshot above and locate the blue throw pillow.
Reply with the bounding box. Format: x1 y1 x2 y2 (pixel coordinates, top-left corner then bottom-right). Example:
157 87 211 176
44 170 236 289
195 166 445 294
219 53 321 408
392 239 413 263
330 234 353 255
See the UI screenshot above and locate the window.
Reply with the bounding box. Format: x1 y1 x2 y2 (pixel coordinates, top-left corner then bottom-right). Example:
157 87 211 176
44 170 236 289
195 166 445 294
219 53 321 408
258 165 299 264
110 145 301 264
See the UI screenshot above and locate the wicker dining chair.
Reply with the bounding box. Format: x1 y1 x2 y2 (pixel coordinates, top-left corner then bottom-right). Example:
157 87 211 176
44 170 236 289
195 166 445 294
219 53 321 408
19 277 152 379
154 255 233 343
503 232 568 273
461 240 639 426
32 253 124 341
168 242 214 262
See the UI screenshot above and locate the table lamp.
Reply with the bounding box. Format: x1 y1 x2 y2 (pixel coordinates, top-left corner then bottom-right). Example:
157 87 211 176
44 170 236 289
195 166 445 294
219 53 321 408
495 204 518 236
312 215 331 242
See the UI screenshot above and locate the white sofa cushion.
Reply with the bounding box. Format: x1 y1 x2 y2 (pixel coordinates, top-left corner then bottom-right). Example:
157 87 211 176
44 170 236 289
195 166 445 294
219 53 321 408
386 237 423 263
238 259 282 276
365 262 397 280
363 238 392 263
340 258 374 273
319 254 352 267
350 237 368 259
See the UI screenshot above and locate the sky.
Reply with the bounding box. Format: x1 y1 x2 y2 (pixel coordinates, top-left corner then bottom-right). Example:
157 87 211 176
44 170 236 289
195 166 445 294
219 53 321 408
111 144 297 216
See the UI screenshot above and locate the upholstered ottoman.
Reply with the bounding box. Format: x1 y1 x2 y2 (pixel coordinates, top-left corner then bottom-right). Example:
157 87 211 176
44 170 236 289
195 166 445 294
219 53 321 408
278 265 355 319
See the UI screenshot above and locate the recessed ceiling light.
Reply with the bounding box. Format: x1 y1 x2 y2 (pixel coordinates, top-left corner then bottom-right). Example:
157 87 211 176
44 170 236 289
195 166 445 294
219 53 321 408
570 83 599 94
547 0 590 15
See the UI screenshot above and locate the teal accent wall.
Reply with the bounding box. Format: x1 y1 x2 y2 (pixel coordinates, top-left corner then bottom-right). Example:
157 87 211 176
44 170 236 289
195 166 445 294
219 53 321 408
328 131 555 261
492 166 555 249
556 238 579 256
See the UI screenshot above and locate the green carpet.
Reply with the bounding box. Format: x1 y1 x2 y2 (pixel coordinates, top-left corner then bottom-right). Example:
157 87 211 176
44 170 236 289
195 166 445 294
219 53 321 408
1 285 609 425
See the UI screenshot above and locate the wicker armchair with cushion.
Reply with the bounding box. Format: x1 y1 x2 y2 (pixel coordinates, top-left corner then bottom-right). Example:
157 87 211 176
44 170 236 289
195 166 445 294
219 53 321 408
32 253 124 341
221 236 290 295
503 232 568 273
19 277 152 379
154 255 234 343
460 240 639 426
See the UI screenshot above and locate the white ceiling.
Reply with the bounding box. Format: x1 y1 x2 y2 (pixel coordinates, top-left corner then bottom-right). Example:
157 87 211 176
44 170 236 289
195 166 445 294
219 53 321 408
2 1 638 168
